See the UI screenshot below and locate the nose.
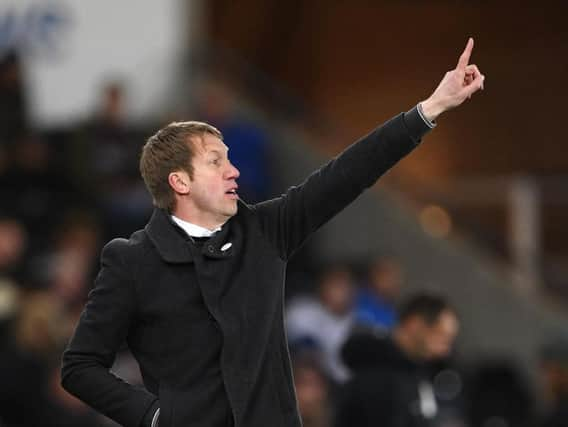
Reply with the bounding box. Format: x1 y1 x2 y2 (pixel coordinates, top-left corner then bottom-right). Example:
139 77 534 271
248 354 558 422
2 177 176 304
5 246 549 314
225 161 240 180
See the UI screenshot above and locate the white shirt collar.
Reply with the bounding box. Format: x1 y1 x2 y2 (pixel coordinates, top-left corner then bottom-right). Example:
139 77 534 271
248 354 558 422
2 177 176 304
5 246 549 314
171 215 222 238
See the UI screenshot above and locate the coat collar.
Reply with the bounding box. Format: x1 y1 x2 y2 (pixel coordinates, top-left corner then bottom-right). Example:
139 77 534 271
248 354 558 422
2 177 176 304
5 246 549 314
144 208 235 263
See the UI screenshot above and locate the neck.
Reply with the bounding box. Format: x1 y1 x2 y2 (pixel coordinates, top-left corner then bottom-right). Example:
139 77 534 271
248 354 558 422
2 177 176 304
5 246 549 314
172 206 226 231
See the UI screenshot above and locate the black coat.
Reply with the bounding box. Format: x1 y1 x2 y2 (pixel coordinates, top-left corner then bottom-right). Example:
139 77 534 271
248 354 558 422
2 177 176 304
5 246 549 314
336 328 438 427
61 108 430 427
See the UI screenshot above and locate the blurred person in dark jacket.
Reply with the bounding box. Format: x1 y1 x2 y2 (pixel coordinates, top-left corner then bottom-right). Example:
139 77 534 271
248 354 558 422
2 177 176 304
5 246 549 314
79 81 152 239
467 360 534 427
0 290 100 427
61 40 484 427
0 50 27 143
335 294 460 427
0 134 81 252
539 341 568 427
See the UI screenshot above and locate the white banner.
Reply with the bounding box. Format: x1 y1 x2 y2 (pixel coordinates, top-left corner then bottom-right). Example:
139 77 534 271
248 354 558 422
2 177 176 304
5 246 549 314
0 0 188 127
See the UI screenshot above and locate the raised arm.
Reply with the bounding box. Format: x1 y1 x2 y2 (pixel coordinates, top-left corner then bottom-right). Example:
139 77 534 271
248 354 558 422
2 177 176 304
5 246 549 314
253 38 484 260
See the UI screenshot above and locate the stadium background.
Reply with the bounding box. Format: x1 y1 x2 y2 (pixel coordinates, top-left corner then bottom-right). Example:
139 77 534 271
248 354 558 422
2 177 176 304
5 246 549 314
1 1 568 426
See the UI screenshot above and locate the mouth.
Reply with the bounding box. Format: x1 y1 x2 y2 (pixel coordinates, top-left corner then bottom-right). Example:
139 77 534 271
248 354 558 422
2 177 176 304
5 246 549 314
225 188 239 199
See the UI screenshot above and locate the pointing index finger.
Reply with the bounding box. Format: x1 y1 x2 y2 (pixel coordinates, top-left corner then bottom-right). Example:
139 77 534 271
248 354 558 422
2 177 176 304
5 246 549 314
456 37 474 70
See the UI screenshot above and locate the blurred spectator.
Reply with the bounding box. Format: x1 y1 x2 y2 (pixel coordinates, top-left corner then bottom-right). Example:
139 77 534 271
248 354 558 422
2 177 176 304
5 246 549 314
0 214 27 344
466 360 535 427
539 340 568 427
0 215 27 279
0 50 27 144
0 290 100 427
335 294 460 427
78 81 152 239
0 133 81 252
286 266 356 383
46 211 101 313
354 256 403 329
195 77 272 203
294 357 333 427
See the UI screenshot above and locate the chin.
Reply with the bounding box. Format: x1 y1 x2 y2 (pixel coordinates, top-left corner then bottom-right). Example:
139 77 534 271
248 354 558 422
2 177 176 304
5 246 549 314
224 204 238 217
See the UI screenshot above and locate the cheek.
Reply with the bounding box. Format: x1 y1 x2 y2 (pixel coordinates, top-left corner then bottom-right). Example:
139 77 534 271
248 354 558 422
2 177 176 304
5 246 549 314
203 181 220 195
429 336 452 356
196 177 223 197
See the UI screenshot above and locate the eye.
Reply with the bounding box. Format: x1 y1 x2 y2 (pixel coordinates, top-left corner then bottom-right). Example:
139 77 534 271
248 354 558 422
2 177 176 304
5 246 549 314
210 158 221 166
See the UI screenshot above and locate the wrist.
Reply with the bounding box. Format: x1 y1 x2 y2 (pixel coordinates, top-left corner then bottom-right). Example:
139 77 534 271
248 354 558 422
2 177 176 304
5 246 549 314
420 98 445 122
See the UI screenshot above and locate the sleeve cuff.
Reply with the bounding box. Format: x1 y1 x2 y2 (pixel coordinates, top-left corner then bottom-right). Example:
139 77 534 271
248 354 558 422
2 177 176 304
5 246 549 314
403 104 435 144
141 400 160 427
151 408 160 427
416 102 437 129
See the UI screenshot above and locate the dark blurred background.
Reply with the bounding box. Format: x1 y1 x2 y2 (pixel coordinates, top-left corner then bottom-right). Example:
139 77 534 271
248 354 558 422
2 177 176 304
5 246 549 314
1 1 568 426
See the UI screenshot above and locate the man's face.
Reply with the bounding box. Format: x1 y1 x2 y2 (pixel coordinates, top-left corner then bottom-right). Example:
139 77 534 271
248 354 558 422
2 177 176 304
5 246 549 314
370 259 403 301
414 311 459 361
184 134 240 227
319 269 355 316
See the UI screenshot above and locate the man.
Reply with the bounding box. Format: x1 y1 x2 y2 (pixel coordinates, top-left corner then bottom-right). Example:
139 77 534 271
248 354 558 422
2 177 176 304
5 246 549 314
539 340 568 427
336 294 460 427
286 266 356 383
354 256 404 329
61 39 484 427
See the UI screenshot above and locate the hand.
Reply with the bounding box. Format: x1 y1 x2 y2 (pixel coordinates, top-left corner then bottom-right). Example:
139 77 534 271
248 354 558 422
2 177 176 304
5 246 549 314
420 37 485 122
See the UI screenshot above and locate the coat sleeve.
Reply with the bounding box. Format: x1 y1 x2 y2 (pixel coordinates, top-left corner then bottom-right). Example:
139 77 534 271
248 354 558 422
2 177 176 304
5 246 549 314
253 106 431 260
60 238 158 427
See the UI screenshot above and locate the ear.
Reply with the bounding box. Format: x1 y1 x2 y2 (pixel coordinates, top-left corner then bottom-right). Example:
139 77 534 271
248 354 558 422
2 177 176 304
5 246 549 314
168 170 191 195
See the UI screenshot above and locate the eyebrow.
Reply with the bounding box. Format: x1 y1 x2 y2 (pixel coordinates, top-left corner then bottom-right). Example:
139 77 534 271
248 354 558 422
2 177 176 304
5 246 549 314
207 148 229 156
